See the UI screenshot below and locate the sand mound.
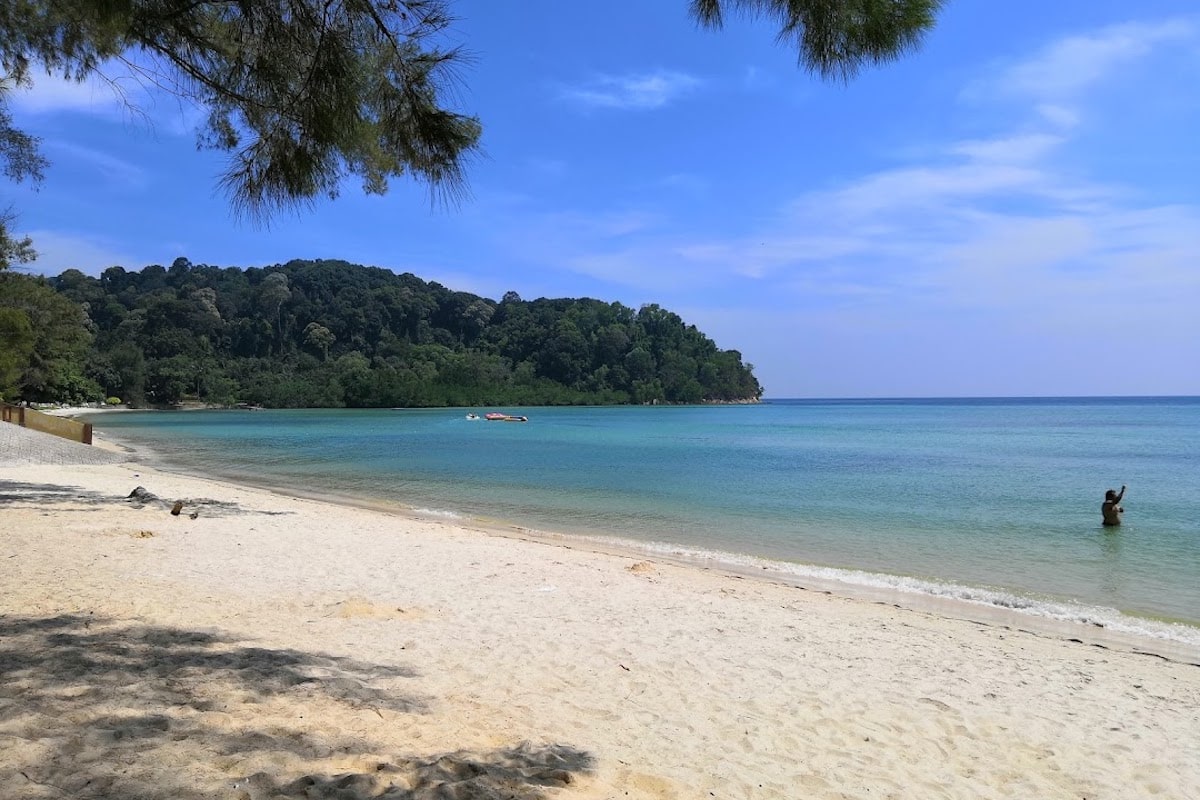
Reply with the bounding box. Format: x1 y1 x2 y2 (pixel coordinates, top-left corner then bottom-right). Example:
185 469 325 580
331 597 426 621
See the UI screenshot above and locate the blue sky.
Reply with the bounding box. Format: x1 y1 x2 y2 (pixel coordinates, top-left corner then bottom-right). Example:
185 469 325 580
7 1 1199 398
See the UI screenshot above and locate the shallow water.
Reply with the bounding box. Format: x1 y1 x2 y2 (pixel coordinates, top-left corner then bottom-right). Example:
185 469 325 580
90 397 1200 645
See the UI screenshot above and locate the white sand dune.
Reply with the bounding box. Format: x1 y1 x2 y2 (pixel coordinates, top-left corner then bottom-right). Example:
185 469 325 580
1 426 1198 799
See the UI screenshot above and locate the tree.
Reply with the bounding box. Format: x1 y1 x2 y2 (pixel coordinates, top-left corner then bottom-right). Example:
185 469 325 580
46 258 762 407
0 207 36 270
0 1 481 218
0 272 96 401
303 321 336 361
1 82 47 269
0 305 34 398
0 1 941 260
259 272 291 352
691 0 943 80
106 342 147 406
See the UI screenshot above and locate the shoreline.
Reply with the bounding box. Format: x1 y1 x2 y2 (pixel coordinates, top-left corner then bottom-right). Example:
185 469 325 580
2 425 1199 797
73 416 1200 664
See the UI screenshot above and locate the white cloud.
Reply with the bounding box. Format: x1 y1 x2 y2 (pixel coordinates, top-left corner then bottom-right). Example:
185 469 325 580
995 19 1195 100
46 141 149 189
9 73 121 116
814 163 1047 219
950 133 1065 164
478 15 1200 395
512 95 1194 311
1035 104 1081 130
538 209 661 239
560 70 702 110
9 62 201 135
22 230 147 276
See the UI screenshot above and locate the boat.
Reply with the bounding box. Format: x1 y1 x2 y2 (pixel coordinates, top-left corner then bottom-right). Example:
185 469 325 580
484 412 528 422
465 413 480 420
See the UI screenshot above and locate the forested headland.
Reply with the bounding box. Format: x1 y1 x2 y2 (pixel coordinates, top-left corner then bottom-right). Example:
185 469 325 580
0 259 762 408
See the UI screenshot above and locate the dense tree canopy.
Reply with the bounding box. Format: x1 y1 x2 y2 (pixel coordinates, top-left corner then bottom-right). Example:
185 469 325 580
31 258 763 408
0 0 941 266
0 271 94 402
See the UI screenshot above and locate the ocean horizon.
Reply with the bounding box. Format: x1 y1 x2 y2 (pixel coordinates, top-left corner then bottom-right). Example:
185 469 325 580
87 396 1200 649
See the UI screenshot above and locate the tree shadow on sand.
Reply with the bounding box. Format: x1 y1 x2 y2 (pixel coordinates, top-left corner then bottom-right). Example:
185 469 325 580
0 614 594 800
0 479 111 507
0 479 291 516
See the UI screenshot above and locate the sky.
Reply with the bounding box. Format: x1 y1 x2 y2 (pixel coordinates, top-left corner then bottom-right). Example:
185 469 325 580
6 1 1199 398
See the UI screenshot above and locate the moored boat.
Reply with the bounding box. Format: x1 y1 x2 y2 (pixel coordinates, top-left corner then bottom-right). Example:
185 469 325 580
484 412 528 422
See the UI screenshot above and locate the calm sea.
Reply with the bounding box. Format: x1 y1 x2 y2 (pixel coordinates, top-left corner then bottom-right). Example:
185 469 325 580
89 398 1200 647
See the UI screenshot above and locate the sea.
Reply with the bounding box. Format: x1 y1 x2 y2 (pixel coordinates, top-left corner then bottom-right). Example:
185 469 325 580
88 397 1200 651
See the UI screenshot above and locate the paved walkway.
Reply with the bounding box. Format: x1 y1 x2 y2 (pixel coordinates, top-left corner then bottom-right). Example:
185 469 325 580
0 421 129 467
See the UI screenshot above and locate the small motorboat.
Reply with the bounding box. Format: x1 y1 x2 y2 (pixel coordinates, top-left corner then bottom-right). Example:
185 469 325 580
466 413 480 420
484 412 528 422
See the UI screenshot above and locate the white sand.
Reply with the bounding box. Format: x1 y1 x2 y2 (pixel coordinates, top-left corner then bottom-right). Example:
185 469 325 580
1 428 1198 799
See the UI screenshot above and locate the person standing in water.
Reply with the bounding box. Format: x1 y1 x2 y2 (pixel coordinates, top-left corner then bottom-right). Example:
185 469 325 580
1102 485 1126 526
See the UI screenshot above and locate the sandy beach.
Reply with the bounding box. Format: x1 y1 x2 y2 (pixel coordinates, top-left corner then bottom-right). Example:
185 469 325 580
2 423 1198 799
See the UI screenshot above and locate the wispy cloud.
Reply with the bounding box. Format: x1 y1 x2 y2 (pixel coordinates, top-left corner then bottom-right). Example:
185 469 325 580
991 18 1196 100
23 230 147 276
10 62 202 135
537 209 662 239
950 133 1064 164
1034 104 1080 131
559 70 702 110
9 71 128 117
502 15 1200 333
45 140 149 189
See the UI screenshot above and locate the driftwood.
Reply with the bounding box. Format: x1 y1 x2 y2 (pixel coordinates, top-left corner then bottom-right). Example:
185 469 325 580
125 486 263 519
128 486 188 517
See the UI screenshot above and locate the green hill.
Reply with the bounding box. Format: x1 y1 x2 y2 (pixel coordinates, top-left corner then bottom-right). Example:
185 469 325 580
12 258 762 408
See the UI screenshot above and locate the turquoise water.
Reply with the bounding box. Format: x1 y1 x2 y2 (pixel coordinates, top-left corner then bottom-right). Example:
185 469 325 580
90 398 1200 644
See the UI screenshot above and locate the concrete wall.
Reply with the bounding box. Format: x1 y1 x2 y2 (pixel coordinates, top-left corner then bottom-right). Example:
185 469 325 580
0 405 93 445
